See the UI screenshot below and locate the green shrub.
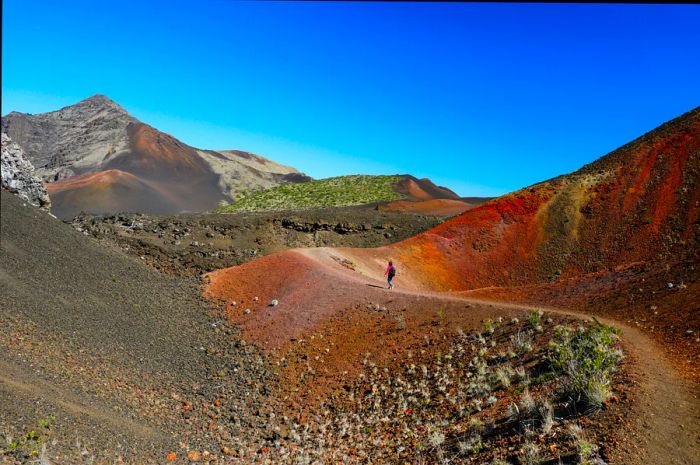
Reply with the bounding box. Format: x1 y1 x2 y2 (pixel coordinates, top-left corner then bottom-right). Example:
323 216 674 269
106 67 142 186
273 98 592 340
526 309 543 327
548 322 622 408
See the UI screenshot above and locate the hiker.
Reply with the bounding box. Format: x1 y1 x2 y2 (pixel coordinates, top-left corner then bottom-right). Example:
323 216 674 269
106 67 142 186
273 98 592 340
384 261 396 289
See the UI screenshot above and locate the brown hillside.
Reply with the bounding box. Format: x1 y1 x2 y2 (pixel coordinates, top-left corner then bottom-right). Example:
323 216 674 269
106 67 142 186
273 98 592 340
47 169 179 219
1 95 311 218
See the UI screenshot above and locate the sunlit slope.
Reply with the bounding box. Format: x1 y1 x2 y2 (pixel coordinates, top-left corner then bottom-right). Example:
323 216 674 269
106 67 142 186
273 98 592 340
332 107 700 291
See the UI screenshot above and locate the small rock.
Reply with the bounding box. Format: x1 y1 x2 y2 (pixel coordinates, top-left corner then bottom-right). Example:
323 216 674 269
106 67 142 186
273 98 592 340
243 308 251 315
270 299 279 307
667 283 674 288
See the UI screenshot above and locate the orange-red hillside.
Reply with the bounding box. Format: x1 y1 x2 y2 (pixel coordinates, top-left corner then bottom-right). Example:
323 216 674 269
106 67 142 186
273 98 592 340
395 176 461 201
378 198 481 216
205 106 700 381
378 106 700 291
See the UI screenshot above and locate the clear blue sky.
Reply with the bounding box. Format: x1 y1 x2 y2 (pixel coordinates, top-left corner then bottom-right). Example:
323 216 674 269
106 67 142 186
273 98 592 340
2 1 699 196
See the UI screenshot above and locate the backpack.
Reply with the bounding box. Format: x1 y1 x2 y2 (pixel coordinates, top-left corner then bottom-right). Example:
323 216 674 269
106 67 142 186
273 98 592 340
388 266 396 278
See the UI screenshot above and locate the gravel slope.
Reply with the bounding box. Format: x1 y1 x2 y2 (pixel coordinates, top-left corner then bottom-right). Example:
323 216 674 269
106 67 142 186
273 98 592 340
0 191 274 463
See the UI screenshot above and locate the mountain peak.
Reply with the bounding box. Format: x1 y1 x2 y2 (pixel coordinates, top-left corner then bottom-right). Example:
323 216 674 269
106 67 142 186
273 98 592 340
75 94 128 113
84 93 114 103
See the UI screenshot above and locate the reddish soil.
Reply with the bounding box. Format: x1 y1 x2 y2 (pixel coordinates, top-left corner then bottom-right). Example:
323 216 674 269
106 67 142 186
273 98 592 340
47 169 178 219
120 123 211 177
204 107 700 464
395 176 461 201
205 246 699 464
46 123 228 218
379 198 478 216
461 258 700 381
385 108 699 293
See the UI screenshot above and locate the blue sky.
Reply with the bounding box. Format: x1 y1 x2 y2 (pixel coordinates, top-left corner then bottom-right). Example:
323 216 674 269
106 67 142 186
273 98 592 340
2 1 699 196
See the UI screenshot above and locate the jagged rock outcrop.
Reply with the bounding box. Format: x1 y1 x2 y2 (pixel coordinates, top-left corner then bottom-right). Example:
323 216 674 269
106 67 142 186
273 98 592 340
1 133 51 210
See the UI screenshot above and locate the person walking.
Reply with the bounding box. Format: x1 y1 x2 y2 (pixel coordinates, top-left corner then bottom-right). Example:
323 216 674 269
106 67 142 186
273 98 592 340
384 261 396 289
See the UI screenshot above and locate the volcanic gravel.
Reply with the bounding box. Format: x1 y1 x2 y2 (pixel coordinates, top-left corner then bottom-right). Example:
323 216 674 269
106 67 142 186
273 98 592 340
0 191 275 463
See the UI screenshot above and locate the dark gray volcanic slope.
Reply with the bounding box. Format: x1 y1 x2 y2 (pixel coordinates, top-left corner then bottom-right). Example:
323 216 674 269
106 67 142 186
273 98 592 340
0 191 273 462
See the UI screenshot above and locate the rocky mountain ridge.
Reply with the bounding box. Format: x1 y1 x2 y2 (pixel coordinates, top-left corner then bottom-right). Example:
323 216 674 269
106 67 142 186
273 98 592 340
1 95 311 218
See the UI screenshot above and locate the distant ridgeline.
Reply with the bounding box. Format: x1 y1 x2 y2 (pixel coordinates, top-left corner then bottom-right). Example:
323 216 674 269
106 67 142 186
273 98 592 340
0 95 311 219
216 174 465 213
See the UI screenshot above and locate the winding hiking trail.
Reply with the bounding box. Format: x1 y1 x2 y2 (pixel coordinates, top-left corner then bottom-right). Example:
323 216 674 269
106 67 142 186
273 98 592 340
206 246 700 465
204 108 700 464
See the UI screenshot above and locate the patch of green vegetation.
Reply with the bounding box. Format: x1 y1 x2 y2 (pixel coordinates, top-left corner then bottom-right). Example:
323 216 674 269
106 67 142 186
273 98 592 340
436 307 446 323
1 416 55 459
527 308 543 327
216 175 406 212
548 321 622 408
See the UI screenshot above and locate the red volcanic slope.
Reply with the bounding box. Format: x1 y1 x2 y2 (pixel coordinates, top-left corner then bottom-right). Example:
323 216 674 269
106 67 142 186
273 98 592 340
208 105 700 297
379 198 478 216
205 107 700 380
106 123 216 180
377 107 700 291
47 169 177 219
45 122 226 218
395 176 461 201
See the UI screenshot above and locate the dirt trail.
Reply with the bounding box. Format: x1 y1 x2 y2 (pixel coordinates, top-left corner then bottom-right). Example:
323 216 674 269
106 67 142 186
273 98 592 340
208 246 700 465
465 299 700 465
316 248 700 464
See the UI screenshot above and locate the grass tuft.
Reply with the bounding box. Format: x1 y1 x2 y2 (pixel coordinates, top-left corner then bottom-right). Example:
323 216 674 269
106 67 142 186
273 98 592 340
548 322 622 409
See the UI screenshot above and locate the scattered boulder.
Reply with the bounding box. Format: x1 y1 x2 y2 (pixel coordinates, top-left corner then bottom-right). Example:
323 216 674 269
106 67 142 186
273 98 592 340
270 299 279 307
1 133 51 210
